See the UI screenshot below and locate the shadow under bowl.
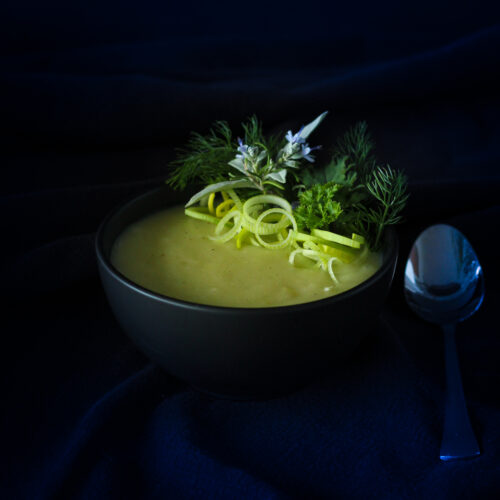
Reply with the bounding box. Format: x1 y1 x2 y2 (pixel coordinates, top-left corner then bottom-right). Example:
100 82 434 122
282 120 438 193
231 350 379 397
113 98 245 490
96 186 398 399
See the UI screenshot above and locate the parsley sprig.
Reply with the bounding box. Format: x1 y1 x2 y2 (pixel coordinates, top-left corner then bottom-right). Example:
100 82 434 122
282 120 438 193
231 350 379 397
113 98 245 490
294 183 343 230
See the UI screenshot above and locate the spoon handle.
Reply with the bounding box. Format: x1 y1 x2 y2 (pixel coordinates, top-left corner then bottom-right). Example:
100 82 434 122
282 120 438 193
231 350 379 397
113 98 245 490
439 323 480 461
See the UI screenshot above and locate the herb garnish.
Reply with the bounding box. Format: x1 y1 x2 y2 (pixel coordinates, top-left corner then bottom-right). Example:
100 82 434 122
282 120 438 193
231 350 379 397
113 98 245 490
361 166 409 249
294 183 343 231
167 120 234 190
166 113 408 251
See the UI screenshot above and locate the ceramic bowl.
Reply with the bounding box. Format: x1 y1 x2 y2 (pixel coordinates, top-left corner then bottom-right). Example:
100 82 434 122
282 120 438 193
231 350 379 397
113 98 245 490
96 186 398 399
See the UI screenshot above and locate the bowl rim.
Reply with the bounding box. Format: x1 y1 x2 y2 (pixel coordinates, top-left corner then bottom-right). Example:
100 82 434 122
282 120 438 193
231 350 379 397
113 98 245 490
96 186 399 315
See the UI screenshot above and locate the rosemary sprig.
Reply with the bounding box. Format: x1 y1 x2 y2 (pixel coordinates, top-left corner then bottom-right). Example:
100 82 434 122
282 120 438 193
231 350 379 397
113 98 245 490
172 112 327 205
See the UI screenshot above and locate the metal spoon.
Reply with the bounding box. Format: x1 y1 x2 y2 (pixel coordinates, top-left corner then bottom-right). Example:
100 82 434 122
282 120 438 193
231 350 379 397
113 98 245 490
404 224 483 461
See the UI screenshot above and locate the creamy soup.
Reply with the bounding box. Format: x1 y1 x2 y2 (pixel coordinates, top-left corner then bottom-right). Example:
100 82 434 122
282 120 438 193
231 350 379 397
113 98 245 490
111 206 382 308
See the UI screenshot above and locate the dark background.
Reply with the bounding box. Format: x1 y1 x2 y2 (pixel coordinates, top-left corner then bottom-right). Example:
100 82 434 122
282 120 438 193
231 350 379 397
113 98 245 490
1 1 499 499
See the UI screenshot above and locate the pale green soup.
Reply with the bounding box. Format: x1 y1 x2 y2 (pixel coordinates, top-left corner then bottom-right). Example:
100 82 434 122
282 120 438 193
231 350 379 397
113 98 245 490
111 206 382 308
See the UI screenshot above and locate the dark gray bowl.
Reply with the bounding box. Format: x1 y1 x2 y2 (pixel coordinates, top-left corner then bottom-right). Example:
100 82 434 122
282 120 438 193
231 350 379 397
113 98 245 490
96 186 398 399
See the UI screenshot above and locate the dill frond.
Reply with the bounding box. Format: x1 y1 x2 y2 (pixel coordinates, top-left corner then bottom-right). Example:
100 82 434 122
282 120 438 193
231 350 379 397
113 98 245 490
334 121 376 181
359 165 409 249
241 115 284 158
166 121 235 190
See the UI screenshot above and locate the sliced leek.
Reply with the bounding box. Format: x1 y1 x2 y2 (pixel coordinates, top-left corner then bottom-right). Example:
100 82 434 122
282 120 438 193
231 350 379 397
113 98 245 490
185 207 220 225
215 199 235 218
254 208 297 250
311 228 362 249
186 193 366 285
209 210 242 243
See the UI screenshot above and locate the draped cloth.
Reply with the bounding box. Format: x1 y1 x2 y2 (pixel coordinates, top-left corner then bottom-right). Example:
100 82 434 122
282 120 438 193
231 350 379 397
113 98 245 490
1 6 499 498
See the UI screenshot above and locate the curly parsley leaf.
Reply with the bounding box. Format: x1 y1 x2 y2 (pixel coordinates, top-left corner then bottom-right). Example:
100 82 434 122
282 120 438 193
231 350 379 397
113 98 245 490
294 182 343 231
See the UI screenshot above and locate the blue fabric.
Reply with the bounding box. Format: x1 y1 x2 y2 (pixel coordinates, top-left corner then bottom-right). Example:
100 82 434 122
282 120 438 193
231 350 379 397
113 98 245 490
1 2 500 498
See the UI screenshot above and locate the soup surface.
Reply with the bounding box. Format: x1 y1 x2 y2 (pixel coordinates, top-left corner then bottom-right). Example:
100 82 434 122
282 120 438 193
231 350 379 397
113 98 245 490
111 206 382 308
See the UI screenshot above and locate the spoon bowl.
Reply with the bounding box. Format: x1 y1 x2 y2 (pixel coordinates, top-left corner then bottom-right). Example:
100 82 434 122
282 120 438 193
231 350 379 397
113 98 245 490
404 224 483 461
405 224 484 325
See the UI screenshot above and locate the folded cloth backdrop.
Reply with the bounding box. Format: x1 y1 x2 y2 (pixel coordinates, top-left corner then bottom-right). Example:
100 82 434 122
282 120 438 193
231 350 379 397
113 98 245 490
1 1 500 498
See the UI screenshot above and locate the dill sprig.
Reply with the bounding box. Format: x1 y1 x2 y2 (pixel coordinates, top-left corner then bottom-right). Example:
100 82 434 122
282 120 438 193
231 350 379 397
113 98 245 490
358 166 409 249
334 121 376 182
239 115 286 159
167 121 235 190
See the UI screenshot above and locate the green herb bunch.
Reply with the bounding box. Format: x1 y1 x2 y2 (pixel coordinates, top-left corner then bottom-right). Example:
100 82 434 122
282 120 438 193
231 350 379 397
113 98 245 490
166 113 408 250
295 122 408 249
